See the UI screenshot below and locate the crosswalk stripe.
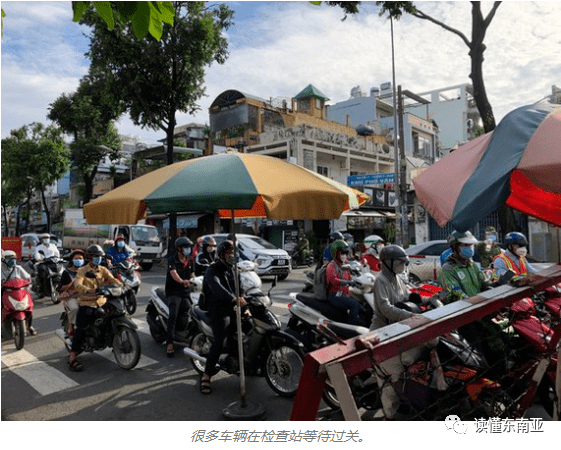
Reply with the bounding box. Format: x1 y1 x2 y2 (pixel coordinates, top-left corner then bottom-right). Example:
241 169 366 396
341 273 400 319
96 347 158 369
1 349 79 395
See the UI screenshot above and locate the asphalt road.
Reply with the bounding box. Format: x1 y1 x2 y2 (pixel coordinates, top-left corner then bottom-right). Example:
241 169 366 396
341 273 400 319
1 263 331 422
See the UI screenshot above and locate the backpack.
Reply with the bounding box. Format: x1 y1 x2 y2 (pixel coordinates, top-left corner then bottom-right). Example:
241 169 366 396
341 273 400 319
313 264 329 301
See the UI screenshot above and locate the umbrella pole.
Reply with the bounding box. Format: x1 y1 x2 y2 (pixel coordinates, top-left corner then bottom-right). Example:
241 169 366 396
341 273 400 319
222 210 266 420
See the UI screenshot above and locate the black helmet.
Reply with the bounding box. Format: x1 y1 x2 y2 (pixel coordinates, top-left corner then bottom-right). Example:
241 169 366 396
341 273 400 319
202 236 217 252
86 244 104 256
379 244 409 273
329 232 344 243
217 240 235 258
174 236 193 249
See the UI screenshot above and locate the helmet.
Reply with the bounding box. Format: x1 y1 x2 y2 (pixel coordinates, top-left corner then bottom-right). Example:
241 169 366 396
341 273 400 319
40 233 50 240
217 240 235 258
329 232 344 243
447 231 478 247
366 235 384 245
202 236 217 251
174 236 193 249
2 250 17 260
379 244 409 263
68 249 85 260
330 240 350 260
379 244 409 273
504 232 528 247
343 233 353 241
86 244 104 256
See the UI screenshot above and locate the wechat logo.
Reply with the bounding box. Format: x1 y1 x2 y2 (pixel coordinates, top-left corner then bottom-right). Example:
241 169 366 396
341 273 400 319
445 415 468 434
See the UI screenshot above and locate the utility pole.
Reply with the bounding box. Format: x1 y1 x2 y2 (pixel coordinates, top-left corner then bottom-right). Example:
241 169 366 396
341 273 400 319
390 16 401 246
398 85 409 247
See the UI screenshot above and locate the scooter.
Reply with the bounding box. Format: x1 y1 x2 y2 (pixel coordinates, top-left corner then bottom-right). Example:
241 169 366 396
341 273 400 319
1 277 34 350
32 255 65 304
55 281 141 370
290 249 314 268
183 265 306 397
145 275 203 348
113 260 141 315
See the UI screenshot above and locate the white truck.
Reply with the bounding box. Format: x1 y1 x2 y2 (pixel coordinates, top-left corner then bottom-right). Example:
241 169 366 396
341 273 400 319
62 208 162 270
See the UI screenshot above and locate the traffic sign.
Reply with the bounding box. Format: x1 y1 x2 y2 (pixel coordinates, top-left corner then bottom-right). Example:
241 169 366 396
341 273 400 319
347 173 395 186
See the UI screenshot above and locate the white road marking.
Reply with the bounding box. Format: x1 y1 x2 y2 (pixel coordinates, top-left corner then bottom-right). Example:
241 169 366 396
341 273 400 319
1 349 79 396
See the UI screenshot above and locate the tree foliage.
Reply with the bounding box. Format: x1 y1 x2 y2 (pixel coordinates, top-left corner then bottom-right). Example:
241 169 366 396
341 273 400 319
1 123 70 233
48 74 124 204
377 1 502 133
72 1 175 39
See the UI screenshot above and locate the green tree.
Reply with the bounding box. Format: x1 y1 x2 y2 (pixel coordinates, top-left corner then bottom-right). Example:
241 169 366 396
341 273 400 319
81 1 233 249
48 75 124 204
377 1 501 133
1 123 70 233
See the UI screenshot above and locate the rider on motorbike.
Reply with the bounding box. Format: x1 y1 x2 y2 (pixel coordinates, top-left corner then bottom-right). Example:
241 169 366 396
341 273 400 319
33 233 60 295
493 231 536 282
68 245 122 372
325 240 365 326
298 230 311 264
106 234 133 267
58 249 86 337
200 240 246 395
1 250 37 335
362 235 385 272
195 236 217 276
370 244 425 420
165 237 195 357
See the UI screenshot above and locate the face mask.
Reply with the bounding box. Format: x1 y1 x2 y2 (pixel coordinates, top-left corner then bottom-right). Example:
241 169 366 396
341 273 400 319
73 259 84 268
92 257 102 266
376 244 384 253
117 241 125 248
515 247 528 257
339 254 348 263
394 262 407 274
42 239 50 245
459 245 475 259
183 247 192 257
7 259 16 267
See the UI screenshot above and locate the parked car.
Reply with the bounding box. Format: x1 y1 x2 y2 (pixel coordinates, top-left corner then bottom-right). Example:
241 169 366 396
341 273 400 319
203 234 291 280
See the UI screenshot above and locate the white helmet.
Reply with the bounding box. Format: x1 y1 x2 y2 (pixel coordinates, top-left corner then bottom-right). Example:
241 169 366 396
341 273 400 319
2 250 17 260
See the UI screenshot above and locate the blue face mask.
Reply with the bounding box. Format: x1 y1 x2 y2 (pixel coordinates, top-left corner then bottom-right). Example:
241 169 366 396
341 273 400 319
459 245 475 259
183 247 192 257
73 259 84 268
117 241 125 248
92 257 102 266
42 239 50 245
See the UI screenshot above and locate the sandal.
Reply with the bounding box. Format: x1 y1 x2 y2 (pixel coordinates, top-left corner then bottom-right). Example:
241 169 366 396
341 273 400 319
166 343 174 357
68 358 84 372
200 376 211 395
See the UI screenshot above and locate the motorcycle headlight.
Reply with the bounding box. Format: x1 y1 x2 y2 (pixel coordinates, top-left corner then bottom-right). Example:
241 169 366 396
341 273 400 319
9 295 29 311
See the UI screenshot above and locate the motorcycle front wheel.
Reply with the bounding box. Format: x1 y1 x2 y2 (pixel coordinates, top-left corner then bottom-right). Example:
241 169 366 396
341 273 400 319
50 278 60 304
112 326 141 370
13 320 25 350
190 332 210 375
264 343 304 397
125 290 137 315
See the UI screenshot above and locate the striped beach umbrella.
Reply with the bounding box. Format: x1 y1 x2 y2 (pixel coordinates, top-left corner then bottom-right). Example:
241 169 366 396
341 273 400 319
412 102 561 231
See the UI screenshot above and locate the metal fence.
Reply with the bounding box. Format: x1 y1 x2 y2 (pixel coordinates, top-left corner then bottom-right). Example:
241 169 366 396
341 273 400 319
290 265 561 421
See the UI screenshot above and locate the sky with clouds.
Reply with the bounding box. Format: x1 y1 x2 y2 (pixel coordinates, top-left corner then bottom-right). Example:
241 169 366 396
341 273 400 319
2 1 560 146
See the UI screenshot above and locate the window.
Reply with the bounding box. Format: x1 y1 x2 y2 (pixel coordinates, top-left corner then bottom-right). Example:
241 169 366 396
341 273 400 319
317 165 329 177
315 98 322 109
413 132 432 158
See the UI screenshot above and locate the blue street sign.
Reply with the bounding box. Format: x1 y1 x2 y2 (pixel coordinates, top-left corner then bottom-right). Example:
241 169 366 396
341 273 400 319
347 173 395 187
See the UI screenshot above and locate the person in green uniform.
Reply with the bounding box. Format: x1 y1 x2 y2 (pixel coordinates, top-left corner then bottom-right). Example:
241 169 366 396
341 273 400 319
475 226 502 269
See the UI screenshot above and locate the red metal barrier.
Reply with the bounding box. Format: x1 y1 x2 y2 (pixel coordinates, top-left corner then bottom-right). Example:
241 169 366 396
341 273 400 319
290 264 561 421
1 237 23 260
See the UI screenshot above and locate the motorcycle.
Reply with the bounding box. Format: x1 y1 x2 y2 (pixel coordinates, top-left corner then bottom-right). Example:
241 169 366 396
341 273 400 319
55 281 141 370
183 262 306 397
145 275 203 348
1 277 34 350
112 260 141 315
290 249 314 268
32 255 65 304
